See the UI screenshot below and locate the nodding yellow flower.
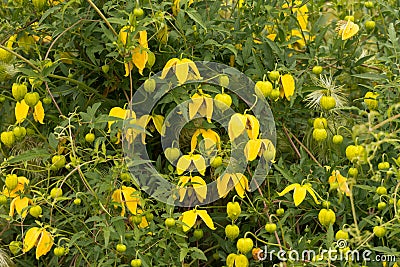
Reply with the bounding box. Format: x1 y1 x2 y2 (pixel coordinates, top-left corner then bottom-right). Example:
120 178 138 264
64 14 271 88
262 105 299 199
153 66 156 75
336 20 359 40
176 154 206 175
190 129 221 154
9 196 32 218
177 176 207 202
15 100 44 124
279 74 295 100
328 170 351 196
228 113 260 141
111 186 140 216
244 139 276 162
217 173 249 198
3 176 29 198
108 107 136 144
277 182 320 206
180 209 216 232
22 227 53 259
126 114 165 144
136 209 149 228
160 58 201 85
120 28 149 76
188 90 213 123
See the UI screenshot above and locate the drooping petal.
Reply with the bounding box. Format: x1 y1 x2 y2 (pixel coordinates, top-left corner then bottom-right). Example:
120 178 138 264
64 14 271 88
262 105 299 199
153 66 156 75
124 61 134 77
11 196 31 218
180 58 201 80
33 101 44 124
161 58 179 79
132 47 148 75
228 113 247 141
112 189 126 216
178 176 191 202
108 107 128 133
35 229 53 259
244 139 262 161
232 173 249 198
121 186 139 215
217 173 231 198
175 60 189 85
176 155 192 175
137 209 149 228
181 209 197 232
245 114 260 140
304 184 321 204
190 129 204 152
203 96 214 123
23 227 41 253
15 100 29 123
341 20 359 40
191 176 207 202
188 94 204 120
280 74 295 100
151 115 165 135
196 210 216 230
277 183 299 196
191 154 206 175
293 185 307 206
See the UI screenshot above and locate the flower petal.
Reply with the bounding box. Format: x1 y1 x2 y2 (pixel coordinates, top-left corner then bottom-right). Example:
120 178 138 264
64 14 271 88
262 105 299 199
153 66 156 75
178 176 191 202
15 100 29 123
190 129 204 153
23 227 41 253
175 60 189 84
293 185 306 206
161 58 179 79
188 94 204 120
192 154 206 175
151 115 165 136
304 184 321 204
232 173 249 198
244 139 262 161
196 210 216 230
228 113 247 141
181 209 197 232
277 183 299 197
217 173 231 198
281 74 295 100
36 229 53 259
121 186 139 215
245 114 260 140
176 155 192 175
191 176 207 202
33 101 44 124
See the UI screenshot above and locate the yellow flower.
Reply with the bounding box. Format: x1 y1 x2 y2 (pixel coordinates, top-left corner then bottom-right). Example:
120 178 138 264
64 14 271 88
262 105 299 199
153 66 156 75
228 113 260 141
126 114 165 144
176 154 206 175
279 74 295 100
131 30 148 75
190 128 221 154
3 176 29 198
288 29 315 50
111 186 140 216
160 58 201 85
177 176 207 202
22 227 53 259
336 20 359 40
119 26 134 46
217 173 249 198
9 196 32 218
15 100 44 124
180 209 216 232
188 90 214 123
136 209 149 228
108 107 136 144
244 139 276 162
282 0 309 30
277 182 320 206
328 170 351 196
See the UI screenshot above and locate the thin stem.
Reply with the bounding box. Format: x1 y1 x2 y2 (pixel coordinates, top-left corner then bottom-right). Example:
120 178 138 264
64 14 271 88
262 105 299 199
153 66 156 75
0 44 38 70
86 0 118 37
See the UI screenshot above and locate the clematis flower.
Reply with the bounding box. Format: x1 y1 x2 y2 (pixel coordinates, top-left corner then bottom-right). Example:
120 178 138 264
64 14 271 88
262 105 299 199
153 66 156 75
3 176 29 198
111 186 140 216
217 173 249 198
136 209 149 228
176 154 206 175
277 182 320 206
244 139 276 162
108 107 136 144
328 170 351 196
279 74 295 100
130 31 148 76
22 227 53 259
126 114 165 144
15 100 44 124
160 58 201 85
177 176 207 203
190 128 221 154
188 90 214 123
282 0 309 30
180 209 216 232
9 196 32 218
228 113 260 141
336 20 359 40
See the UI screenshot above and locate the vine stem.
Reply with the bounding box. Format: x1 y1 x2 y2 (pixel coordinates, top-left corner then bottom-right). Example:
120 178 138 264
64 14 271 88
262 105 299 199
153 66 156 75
244 231 289 250
0 44 38 70
349 184 360 236
86 0 118 37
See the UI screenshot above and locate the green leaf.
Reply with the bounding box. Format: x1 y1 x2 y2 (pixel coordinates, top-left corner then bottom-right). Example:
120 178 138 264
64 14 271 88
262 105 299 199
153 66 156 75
179 247 189 262
186 10 207 31
190 247 207 261
7 148 50 164
326 224 334 248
